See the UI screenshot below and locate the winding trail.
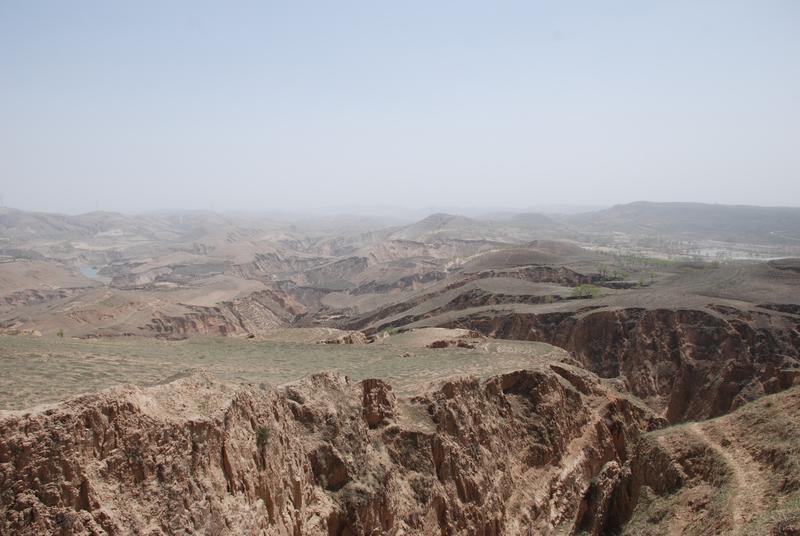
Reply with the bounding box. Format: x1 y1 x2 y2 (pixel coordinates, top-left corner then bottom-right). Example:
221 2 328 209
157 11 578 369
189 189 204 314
687 422 768 535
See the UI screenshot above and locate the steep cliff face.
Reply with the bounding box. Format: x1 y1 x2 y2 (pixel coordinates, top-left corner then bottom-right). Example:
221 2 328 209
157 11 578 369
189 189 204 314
145 289 301 338
298 257 369 289
344 265 604 332
1 288 84 307
350 271 448 295
0 367 658 535
0 376 318 535
445 306 800 422
596 386 800 535
232 252 330 279
483 266 602 287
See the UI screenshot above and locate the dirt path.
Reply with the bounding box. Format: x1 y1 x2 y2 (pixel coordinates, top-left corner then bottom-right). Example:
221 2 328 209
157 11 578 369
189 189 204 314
688 422 768 534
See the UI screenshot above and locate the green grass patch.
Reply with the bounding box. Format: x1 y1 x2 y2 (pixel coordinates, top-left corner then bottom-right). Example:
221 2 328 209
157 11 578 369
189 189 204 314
571 284 602 299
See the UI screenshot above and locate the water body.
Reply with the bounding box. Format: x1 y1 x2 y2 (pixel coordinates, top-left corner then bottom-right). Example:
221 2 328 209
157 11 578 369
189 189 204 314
79 266 101 279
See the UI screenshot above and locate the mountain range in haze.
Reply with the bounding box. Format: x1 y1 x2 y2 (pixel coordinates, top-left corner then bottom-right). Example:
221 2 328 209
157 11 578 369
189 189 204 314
3 201 800 246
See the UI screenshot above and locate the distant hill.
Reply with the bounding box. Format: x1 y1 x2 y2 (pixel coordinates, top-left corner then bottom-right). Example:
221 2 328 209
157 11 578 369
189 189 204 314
565 201 800 243
389 213 505 242
506 212 563 228
392 202 800 245
0 208 271 243
4 201 800 247
0 207 117 240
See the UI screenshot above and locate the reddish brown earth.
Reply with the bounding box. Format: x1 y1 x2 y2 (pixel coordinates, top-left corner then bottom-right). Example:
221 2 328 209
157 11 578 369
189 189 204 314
443 305 800 422
145 289 304 338
599 386 800 535
2 207 800 534
0 366 659 535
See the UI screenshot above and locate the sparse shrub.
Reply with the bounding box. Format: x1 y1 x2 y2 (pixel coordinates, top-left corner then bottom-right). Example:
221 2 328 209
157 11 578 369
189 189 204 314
381 327 400 336
256 426 270 448
56 329 64 338
571 284 601 299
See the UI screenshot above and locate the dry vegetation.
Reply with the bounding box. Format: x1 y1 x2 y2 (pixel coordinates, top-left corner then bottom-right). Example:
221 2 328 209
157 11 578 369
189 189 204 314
621 387 800 535
1 203 799 534
0 329 565 411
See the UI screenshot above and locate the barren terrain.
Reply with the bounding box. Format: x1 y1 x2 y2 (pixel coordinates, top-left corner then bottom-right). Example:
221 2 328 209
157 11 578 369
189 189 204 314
0 329 565 411
1 202 799 534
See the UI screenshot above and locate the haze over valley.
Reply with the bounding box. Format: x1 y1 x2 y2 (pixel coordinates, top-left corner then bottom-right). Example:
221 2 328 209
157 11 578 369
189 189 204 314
2 1 800 534
1 201 800 534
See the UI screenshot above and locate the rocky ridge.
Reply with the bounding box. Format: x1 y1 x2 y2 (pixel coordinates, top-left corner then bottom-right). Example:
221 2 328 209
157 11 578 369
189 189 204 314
444 305 800 422
0 365 658 535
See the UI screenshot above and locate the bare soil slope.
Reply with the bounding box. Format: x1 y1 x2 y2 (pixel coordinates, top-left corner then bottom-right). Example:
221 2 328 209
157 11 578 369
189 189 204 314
604 386 800 535
0 365 657 535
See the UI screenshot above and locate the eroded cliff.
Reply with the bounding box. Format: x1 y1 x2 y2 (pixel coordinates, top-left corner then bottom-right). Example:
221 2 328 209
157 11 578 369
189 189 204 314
445 305 800 422
0 365 658 535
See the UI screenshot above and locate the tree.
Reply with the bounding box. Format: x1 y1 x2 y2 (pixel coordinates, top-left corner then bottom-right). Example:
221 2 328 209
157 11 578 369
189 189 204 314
571 284 601 299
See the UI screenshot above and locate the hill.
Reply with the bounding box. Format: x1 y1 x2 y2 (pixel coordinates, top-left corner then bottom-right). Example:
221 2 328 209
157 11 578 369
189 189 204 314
567 201 800 244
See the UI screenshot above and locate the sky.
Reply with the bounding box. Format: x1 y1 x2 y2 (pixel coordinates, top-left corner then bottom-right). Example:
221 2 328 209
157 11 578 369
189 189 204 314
1 1 799 214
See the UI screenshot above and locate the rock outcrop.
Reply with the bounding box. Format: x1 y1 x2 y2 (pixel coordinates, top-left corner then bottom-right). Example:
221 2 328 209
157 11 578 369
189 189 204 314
145 290 298 338
344 265 606 332
446 305 800 422
350 271 448 295
595 386 800 535
1 288 84 307
317 331 368 345
0 366 658 535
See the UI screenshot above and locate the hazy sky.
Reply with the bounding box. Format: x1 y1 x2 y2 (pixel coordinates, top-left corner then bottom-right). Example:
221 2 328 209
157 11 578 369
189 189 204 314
1 1 799 214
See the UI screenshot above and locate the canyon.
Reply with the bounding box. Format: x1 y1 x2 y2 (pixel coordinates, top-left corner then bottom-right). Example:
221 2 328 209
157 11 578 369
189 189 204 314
1 203 800 534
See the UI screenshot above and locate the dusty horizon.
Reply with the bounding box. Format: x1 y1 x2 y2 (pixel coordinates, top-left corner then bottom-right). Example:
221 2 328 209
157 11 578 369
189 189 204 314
3 2 799 213
5 199 800 220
